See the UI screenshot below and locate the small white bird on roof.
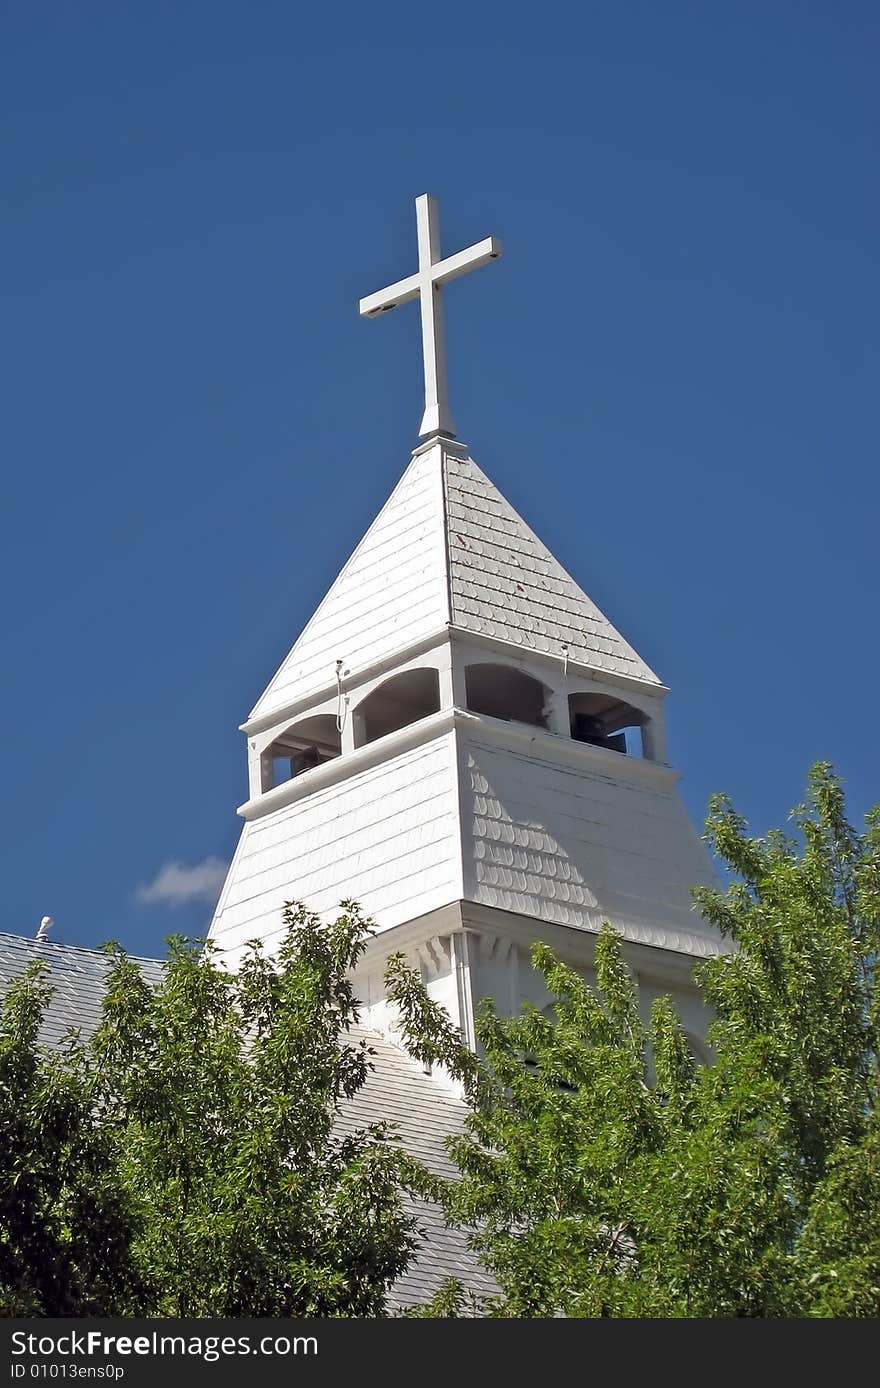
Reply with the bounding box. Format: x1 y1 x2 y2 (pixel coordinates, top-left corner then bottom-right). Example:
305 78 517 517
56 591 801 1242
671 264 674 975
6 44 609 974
35 915 54 941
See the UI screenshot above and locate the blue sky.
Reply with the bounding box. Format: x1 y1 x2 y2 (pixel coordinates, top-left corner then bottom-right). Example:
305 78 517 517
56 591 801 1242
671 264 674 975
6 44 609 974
2 2 877 954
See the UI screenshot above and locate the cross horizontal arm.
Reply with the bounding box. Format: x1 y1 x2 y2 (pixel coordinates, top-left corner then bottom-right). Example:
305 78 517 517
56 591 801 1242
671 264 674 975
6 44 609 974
431 237 503 288
359 237 503 319
359 272 421 319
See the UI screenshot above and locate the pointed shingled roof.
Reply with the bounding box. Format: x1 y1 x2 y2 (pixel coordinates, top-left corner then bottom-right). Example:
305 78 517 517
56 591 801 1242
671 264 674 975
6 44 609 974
443 449 660 686
250 441 660 723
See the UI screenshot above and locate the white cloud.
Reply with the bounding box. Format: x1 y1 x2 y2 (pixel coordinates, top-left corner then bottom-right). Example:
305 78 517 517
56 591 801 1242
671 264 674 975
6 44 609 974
134 856 228 908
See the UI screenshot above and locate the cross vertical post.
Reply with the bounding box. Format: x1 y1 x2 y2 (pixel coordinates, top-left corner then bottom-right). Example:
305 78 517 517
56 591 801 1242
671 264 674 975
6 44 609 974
416 195 451 437
359 194 502 439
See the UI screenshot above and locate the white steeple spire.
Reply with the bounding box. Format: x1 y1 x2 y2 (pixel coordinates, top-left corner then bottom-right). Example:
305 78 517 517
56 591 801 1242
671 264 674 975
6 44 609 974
208 203 724 1059
359 194 502 438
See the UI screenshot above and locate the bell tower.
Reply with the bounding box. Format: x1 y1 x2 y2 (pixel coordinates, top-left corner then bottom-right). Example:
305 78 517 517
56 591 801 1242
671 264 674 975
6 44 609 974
207 195 723 1055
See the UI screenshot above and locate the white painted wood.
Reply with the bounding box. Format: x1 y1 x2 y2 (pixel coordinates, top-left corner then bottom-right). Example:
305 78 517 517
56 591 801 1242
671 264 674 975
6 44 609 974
451 931 477 1050
359 195 502 438
455 727 720 958
209 733 461 968
249 443 449 722
251 438 660 728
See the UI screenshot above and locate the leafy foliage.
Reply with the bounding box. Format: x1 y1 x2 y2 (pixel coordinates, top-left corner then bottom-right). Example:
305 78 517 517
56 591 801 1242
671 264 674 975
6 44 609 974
0 968 144 1315
3 766 877 1317
0 903 416 1316
387 764 880 1316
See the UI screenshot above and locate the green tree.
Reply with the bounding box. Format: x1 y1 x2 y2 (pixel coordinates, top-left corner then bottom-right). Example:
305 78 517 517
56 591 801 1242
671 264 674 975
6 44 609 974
0 968 144 1315
1 902 417 1316
387 764 880 1317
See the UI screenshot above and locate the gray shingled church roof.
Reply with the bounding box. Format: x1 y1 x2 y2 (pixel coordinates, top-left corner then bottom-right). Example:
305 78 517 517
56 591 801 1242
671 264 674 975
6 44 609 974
0 933 165 1048
0 931 494 1311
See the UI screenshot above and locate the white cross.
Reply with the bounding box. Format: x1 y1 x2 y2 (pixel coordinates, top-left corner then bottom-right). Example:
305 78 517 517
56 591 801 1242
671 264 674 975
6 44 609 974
359 194 502 438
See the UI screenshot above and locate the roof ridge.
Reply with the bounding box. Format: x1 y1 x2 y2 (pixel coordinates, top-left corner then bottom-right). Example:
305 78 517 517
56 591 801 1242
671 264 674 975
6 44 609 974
0 930 164 968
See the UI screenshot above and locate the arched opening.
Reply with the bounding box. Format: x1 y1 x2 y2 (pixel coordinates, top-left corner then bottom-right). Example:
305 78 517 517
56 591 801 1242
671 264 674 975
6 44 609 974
465 664 548 729
263 713 341 789
354 668 440 748
568 692 648 757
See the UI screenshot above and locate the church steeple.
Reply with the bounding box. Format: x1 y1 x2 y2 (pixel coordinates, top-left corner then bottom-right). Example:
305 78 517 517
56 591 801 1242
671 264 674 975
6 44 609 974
208 196 723 1060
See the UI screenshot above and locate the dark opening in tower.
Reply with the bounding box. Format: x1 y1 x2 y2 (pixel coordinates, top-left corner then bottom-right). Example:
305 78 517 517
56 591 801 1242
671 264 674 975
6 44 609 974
354 668 441 747
263 713 342 789
465 663 549 728
568 692 647 757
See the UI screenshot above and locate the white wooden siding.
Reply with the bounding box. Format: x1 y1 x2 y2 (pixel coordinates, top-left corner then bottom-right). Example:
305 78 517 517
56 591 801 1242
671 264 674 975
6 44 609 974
458 734 719 955
250 447 450 721
209 733 461 963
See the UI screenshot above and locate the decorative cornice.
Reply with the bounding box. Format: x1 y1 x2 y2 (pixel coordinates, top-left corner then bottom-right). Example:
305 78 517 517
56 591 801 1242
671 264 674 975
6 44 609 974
413 933 453 981
459 900 729 966
353 903 464 968
352 901 727 997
